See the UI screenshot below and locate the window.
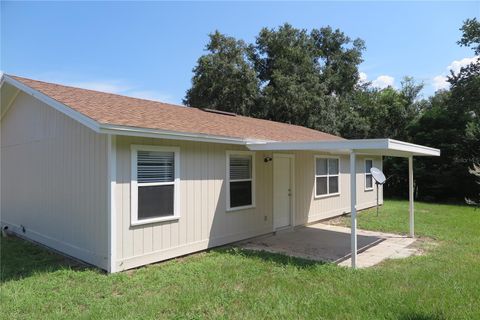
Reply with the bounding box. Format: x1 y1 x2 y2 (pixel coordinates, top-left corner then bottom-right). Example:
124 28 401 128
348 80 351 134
365 159 374 190
315 157 340 197
131 145 180 225
227 151 255 210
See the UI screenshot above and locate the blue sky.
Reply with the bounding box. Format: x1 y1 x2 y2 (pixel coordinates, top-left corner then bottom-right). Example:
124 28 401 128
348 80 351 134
1 1 479 104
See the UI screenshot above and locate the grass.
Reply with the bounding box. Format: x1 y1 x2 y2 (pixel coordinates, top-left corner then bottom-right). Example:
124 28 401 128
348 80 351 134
1 200 479 319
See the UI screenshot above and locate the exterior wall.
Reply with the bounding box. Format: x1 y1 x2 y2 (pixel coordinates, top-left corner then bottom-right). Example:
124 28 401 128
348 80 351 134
114 136 274 270
0 91 384 272
1 92 109 269
294 152 383 225
114 137 383 271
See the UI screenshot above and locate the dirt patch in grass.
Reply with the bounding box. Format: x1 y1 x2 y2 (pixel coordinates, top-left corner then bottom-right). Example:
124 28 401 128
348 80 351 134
409 236 439 256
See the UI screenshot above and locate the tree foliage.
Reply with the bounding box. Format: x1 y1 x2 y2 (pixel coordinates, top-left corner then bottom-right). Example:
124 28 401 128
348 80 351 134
185 19 480 202
184 31 259 116
186 24 365 135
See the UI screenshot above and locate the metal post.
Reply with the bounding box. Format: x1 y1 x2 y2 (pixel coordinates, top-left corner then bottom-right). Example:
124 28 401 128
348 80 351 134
376 182 379 216
409 156 414 238
350 151 357 268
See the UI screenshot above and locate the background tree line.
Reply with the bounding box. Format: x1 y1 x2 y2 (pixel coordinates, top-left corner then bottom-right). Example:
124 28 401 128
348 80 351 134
184 19 480 203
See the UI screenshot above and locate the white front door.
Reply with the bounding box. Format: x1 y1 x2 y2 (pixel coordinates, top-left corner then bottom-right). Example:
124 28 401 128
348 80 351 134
273 154 293 230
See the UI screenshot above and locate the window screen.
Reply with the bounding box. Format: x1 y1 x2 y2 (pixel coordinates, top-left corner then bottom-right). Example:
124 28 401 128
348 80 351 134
365 160 373 189
138 185 174 219
315 158 340 196
229 154 253 208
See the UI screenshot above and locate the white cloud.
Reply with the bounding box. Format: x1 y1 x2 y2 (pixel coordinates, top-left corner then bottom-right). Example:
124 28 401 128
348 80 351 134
372 75 395 89
358 72 368 83
68 80 131 94
125 90 177 104
448 56 478 74
69 80 178 103
431 56 478 92
432 75 449 91
28 73 179 104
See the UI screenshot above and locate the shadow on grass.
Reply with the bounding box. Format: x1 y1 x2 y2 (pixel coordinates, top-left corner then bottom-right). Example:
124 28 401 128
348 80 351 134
216 246 327 269
0 236 92 283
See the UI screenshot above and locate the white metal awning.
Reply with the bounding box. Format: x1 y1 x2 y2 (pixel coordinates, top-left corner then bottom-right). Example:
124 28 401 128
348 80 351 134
247 138 440 157
247 138 440 269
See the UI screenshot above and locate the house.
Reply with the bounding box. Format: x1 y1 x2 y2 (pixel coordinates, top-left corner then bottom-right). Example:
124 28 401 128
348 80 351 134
0 74 440 272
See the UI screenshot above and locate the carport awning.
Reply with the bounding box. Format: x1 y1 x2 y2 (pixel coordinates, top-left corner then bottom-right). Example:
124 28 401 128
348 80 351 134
246 138 440 157
247 138 440 269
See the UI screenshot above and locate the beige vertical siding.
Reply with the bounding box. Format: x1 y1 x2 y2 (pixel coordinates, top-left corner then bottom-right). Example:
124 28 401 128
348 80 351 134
1 91 383 272
114 136 274 270
115 137 382 270
294 152 383 224
1 92 109 269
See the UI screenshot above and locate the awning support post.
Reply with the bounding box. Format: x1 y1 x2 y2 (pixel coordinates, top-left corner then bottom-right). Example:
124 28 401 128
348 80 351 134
409 156 414 238
350 151 357 268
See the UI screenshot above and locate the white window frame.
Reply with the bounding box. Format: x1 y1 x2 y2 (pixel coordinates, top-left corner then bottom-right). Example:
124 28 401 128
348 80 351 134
314 155 341 199
365 158 374 191
226 150 256 211
131 145 180 226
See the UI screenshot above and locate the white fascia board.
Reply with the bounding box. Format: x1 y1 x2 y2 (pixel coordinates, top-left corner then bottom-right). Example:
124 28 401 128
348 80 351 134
2 75 101 132
99 124 270 145
246 139 389 151
387 139 440 156
247 138 440 157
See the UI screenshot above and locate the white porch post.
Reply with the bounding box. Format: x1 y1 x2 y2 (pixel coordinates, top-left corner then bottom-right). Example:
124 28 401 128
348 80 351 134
409 156 414 238
350 151 357 268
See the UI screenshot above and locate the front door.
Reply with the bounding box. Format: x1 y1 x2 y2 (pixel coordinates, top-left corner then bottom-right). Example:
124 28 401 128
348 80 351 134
273 154 294 230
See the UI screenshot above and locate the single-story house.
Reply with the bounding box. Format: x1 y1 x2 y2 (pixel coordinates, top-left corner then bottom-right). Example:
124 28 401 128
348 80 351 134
0 74 440 272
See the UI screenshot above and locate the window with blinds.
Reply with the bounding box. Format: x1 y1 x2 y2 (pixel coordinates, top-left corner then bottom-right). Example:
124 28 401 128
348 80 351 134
315 157 340 197
131 146 180 225
365 159 374 190
227 153 254 210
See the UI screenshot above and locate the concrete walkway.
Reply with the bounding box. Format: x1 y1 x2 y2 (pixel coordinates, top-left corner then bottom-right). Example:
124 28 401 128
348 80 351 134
240 223 418 268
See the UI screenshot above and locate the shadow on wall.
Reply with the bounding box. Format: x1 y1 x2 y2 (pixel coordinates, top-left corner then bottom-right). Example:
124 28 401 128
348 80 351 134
207 150 275 249
0 236 91 283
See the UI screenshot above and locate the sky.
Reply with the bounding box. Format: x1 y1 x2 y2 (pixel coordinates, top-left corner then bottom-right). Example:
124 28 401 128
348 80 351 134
1 1 479 104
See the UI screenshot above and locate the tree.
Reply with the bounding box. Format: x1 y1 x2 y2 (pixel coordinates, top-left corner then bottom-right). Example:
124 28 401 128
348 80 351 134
251 24 332 131
311 26 365 96
466 164 480 208
184 31 259 116
185 24 365 134
338 76 424 141
251 24 365 134
447 18 480 201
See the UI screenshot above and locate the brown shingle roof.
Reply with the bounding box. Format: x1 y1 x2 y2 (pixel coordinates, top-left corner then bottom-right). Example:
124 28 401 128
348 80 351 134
9 75 343 142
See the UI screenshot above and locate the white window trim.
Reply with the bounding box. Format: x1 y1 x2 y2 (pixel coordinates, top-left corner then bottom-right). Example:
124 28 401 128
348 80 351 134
365 158 374 191
226 150 256 211
130 145 180 226
314 155 341 199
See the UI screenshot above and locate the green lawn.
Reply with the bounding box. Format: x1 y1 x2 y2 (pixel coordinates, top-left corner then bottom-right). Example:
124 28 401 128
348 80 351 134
1 200 479 319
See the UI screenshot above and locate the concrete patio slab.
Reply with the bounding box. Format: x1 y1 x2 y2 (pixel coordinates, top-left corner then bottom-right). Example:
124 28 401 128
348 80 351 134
239 223 418 268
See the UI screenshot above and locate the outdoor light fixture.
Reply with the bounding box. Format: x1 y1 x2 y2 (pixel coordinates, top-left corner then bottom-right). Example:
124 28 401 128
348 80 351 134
264 156 272 163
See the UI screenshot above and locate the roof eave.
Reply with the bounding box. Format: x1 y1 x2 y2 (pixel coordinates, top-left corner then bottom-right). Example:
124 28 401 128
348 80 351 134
99 124 272 145
246 138 440 157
